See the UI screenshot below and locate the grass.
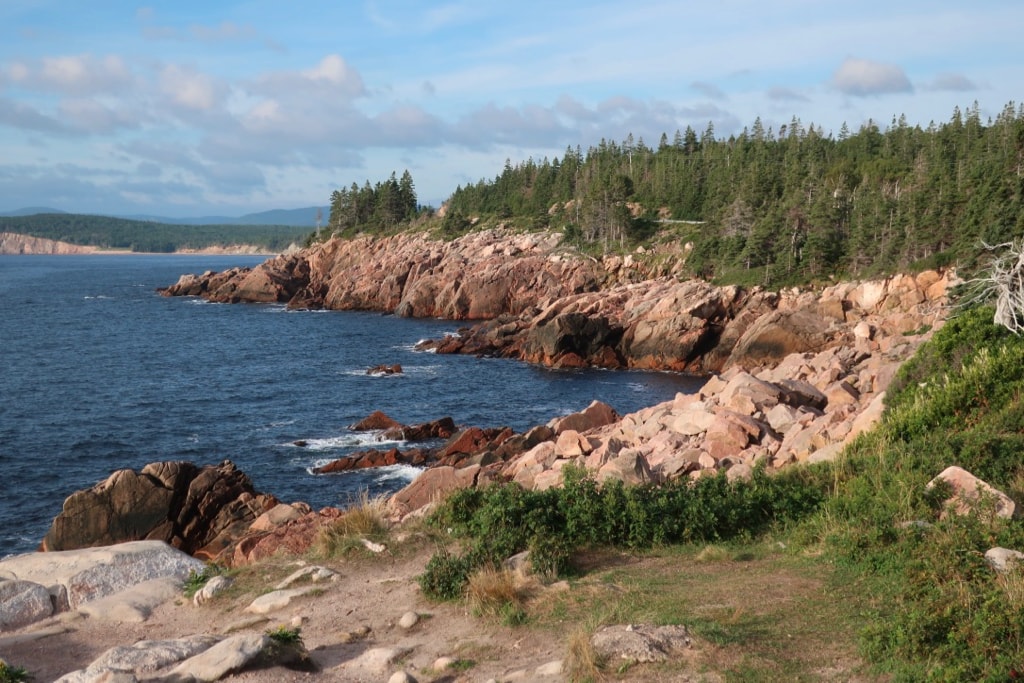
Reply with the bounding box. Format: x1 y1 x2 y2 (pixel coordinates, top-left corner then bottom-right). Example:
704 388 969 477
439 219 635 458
530 544 870 681
312 491 390 558
411 303 1024 680
266 625 303 644
465 565 534 625
182 563 226 599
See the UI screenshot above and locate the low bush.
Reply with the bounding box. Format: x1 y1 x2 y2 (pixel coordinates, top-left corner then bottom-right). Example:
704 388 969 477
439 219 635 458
421 462 828 600
0 662 29 683
182 564 226 599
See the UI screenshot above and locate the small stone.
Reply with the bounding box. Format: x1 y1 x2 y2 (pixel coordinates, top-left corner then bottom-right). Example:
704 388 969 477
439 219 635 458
388 671 417 683
194 574 233 606
398 611 420 629
985 547 1024 573
433 656 456 671
535 659 564 676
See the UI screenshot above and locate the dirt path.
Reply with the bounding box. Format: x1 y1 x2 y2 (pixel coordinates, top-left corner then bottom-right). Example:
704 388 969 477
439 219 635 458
1 540 879 682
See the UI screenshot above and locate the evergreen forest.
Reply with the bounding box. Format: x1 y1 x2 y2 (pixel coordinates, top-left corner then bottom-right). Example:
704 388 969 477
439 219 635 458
340 101 1022 287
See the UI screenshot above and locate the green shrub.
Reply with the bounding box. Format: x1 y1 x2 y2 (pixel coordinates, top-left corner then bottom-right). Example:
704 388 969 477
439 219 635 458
419 548 473 601
0 662 29 683
422 463 827 600
812 303 1024 680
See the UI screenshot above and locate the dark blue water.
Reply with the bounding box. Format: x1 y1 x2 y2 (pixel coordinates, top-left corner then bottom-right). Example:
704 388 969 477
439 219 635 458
0 255 703 557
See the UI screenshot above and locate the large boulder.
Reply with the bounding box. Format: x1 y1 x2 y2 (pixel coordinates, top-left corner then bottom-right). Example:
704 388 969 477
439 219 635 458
927 466 1016 520
389 465 482 517
41 460 278 562
0 540 204 615
726 307 836 370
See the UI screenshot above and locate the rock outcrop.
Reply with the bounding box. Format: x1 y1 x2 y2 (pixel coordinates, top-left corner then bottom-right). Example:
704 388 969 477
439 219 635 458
0 541 205 628
41 460 279 562
161 230 952 374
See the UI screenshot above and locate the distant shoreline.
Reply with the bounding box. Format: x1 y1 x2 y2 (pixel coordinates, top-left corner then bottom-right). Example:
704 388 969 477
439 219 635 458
0 232 278 257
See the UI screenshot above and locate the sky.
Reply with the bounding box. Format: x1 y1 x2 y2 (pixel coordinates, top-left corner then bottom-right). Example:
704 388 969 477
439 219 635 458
0 1 1020 218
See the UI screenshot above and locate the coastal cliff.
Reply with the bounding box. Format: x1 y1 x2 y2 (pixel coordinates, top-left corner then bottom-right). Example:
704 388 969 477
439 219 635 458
161 229 952 374
0 232 99 255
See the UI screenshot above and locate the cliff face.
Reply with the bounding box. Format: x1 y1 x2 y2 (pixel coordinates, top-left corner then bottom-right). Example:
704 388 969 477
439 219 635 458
160 229 953 374
0 232 97 255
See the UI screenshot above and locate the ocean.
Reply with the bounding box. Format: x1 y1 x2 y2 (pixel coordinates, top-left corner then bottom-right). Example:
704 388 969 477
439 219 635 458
0 254 704 557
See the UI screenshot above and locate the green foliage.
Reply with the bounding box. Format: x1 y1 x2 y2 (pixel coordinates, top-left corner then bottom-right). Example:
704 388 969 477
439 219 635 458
419 547 474 601
886 305 1017 408
266 625 303 644
0 662 29 683
422 463 828 600
0 214 309 252
809 303 1024 680
182 564 225 599
322 170 421 240
440 102 1024 284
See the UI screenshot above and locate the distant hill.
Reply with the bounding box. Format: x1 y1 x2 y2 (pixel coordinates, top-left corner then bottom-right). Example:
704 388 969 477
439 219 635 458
0 207 68 217
1 206 327 227
119 206 328 227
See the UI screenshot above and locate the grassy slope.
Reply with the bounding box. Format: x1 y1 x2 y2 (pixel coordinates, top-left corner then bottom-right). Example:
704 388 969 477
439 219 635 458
417 304 1024 682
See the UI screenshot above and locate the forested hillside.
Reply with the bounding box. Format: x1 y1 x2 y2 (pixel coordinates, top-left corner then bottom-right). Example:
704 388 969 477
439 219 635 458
0 213 310 253
439 101 1024 285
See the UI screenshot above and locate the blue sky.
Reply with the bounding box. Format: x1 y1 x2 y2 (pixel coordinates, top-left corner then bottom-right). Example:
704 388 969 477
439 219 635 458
1 1 1020 217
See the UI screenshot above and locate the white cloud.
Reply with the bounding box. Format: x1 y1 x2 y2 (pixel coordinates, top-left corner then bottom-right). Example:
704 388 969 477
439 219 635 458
691 82 727 100
766 86 810 103
831 58 913 96
4 54 133 96
57 99 139 134
190 21 257 42
927 73 978 92
159 64 224 111
253 54 366 101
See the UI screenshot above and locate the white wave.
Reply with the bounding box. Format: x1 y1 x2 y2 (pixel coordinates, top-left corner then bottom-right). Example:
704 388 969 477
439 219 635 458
374 464 423 482
286 430 406 451
304 461 423 482
338 368 406 378
399 365 439 376
83 295 113 300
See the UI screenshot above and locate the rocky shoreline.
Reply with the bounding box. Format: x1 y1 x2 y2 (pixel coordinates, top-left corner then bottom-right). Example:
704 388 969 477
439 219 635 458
0 229 960 680
160 229 951 373
33 228 953 565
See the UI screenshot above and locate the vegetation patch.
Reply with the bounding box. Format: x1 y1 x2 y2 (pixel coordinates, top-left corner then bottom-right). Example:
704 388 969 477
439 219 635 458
182 563 227 599
313 491 390 558
0 661 29 683
421 462 828 601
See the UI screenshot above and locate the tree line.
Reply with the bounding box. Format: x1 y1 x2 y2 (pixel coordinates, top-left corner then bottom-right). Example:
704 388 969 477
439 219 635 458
319 169 421 240
441 101 1024 285
0 213 310 253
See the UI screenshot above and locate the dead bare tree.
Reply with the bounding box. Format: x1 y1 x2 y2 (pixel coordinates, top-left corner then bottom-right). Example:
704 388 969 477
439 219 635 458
965 240 1024 334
